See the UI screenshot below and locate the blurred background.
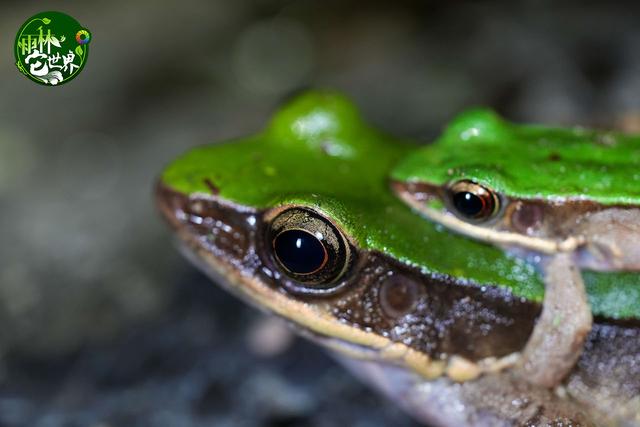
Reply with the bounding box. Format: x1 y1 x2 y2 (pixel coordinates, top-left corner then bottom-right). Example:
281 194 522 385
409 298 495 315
1 1 640 426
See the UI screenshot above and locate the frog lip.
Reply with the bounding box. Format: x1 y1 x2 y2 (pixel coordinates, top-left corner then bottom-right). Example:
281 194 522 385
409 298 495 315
291 320 389 360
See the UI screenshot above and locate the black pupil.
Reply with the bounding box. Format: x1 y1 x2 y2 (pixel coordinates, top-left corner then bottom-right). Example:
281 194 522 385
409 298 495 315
453 191 484 217
274 229 326 274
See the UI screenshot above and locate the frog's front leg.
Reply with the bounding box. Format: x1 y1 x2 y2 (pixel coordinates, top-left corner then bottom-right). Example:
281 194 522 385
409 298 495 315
518 252 592 387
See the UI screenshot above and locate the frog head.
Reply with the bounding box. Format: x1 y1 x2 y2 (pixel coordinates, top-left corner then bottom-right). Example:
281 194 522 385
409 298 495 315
156 92 548 382
391 109 640 270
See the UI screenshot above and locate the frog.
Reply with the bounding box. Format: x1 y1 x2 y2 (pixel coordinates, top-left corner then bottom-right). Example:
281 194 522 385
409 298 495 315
390 109 640 389
156 91 640 426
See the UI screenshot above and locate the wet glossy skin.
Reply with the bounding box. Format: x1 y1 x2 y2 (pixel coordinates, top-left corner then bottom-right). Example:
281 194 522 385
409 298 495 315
391 109 640 387
157 92 640 426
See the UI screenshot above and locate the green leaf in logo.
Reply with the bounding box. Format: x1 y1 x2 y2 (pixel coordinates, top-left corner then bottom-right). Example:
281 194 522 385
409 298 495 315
42 17 51 24
75 45 83 57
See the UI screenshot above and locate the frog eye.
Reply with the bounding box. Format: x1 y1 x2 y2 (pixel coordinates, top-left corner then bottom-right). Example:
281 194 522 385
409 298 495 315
448 180 500 222
268 208 352 291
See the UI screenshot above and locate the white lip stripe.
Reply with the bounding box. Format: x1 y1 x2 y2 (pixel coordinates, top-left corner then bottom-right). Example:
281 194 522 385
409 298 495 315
398 191 584 254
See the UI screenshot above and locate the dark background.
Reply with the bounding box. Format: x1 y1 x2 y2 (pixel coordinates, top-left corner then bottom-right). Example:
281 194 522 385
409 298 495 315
1 1 639 426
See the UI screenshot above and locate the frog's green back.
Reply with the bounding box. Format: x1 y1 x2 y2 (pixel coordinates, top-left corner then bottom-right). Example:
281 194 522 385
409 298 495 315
162 91 639 319
392 108 640 205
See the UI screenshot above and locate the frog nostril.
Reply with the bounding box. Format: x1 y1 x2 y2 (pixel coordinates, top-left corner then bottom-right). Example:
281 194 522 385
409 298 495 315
379 276 420 319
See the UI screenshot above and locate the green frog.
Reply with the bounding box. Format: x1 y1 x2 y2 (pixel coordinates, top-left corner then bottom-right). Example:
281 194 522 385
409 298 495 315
157 91 640 426
391 109 640 388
